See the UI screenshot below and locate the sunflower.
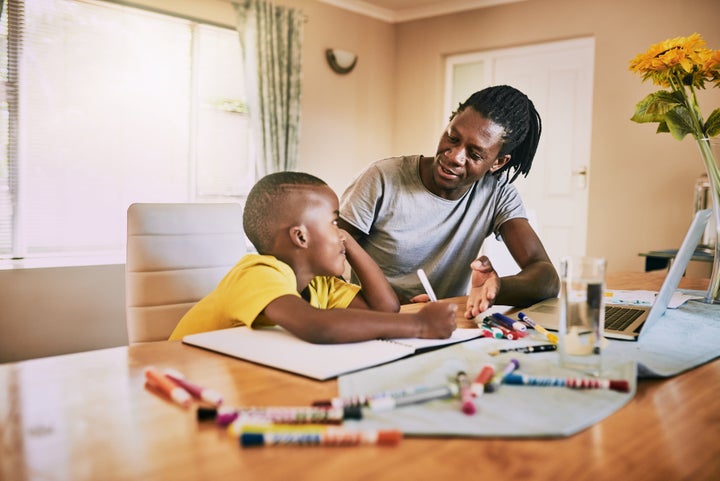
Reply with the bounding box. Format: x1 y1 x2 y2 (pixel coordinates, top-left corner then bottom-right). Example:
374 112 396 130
629 33 720 140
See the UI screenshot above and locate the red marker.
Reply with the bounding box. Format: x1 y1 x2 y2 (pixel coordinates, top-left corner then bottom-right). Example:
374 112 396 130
471 364 495 397
164 369 224 406
144 367 192 408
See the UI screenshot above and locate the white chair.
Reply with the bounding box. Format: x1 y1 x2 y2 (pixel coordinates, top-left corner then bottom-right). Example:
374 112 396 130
125 203 246 343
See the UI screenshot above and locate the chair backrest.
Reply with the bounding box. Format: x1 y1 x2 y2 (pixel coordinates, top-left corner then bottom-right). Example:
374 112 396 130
125 203 246 343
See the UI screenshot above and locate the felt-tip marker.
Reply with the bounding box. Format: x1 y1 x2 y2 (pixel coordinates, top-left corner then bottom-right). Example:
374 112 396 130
488 344 558 356
456 371 476 415
486 359 520 393
503 373 631 393
518 312 559 344
471 364 495 397
368 383 459 411
144 367 192 408
239 427 403 447
197 405 362 425
163 368 224 406
416 268 438 302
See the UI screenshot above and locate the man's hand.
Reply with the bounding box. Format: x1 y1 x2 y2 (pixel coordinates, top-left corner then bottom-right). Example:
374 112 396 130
409 293 431 303
464 256 500 319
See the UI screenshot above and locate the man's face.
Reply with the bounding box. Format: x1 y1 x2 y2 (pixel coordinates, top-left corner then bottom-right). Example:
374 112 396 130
427 108 510 199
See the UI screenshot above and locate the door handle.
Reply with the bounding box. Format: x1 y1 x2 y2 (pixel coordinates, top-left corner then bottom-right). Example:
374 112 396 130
572 167 587 189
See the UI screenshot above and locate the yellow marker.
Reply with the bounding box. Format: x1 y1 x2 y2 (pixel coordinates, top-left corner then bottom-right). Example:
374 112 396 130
518 312 559 344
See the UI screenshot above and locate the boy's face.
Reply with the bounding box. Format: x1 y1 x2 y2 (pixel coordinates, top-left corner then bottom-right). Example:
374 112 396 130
301 185 346 277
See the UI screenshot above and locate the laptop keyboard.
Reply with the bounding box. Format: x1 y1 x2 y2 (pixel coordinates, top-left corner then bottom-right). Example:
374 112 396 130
605 306 644 331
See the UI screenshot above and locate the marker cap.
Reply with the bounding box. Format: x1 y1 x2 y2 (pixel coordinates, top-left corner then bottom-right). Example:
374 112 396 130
240 432 265 447
196 406 218 422
376 430 403 445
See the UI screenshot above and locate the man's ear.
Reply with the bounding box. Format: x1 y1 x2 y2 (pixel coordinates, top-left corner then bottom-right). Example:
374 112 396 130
490 154 511 173
289 225 308 248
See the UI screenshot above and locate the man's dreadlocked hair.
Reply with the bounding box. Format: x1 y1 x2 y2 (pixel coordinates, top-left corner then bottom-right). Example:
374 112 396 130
452 85 542 183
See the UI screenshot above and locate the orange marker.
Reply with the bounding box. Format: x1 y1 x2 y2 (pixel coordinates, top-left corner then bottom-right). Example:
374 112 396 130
145 367 192 407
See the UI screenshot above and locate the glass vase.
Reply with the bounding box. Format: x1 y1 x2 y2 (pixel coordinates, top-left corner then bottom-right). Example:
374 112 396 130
696 138 720 304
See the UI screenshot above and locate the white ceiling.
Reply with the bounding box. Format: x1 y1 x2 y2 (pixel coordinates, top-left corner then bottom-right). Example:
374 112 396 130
317 0 527 23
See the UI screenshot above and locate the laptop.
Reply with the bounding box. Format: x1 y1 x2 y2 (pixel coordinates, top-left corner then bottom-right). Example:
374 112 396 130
522 209 712 341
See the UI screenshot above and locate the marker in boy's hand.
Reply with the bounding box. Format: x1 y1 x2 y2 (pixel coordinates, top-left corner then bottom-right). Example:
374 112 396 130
413 302 457 339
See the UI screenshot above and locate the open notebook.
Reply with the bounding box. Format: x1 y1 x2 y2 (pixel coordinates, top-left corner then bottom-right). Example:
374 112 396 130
522 209 711 341
182 326 483 380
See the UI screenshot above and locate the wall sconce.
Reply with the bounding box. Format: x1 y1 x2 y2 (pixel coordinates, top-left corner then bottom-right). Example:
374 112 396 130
325 49 357 75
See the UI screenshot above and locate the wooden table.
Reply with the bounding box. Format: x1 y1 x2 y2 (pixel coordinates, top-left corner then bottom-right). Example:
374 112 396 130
1 273 718 481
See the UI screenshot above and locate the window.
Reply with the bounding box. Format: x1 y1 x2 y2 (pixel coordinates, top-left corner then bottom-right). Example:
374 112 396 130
0 0 254 264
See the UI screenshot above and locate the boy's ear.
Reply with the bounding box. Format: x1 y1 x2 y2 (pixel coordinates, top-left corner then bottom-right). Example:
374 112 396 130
289 225 308 248
490 154 511 173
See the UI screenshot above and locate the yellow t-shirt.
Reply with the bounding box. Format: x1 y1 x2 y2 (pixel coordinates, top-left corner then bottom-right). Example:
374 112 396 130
168 254 361 340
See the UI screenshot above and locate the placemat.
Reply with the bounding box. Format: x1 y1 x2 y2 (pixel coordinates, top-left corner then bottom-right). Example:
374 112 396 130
605 291 720 378
339 341 636 438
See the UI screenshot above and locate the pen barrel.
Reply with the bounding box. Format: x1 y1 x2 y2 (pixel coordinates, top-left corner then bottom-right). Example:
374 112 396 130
369 384 458 411
503 374 630 392
213 405 359 425
491 313 527 332
240 429 402 447
144 367 192 407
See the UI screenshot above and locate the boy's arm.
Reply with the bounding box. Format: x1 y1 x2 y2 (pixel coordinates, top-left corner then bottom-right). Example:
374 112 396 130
263 294 457 344
341 229 400 313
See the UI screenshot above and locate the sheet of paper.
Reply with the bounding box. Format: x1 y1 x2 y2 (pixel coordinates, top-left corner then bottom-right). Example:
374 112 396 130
604 290 701 308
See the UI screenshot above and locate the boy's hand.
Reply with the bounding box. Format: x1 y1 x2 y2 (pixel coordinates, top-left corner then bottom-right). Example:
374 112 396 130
414 302 457 339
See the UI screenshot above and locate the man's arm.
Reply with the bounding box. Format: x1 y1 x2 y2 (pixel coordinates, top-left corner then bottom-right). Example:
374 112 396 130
465 218 560 318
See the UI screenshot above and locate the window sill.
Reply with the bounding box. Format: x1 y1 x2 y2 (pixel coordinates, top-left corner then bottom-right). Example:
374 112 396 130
0 252 125 270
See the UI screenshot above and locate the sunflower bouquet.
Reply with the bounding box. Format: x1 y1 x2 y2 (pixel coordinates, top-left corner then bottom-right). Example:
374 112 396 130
629 32 720 140
629 33 720 304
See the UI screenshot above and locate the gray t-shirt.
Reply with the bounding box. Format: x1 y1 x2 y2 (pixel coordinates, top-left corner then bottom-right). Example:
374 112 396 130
339 155 526 302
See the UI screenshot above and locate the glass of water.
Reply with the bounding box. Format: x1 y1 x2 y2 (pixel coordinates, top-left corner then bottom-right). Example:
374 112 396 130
559 256 606 376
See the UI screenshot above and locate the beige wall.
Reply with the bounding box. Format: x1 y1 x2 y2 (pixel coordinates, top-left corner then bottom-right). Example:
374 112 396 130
2 0 719 362
391 0 720 274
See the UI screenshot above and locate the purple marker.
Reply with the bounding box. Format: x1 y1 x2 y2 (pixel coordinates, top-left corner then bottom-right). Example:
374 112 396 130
485 359 520 393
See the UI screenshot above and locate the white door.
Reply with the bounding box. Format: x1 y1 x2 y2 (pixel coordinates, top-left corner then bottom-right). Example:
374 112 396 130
445 37 595 272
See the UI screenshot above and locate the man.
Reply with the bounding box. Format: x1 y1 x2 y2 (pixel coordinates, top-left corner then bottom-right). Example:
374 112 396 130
339 85 559 319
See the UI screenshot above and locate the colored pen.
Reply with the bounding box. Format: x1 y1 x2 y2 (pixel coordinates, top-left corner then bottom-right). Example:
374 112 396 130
503 373 631 393
491 312 527 332
313 384 439 409
416 268 438 302
486 359 520 393
488 344 558 356
480 327 503 339
369 383 459 411
456 371 476 415
482 317 525 340
471 364 495 397
163 368 224 406
518 312 559 344
227 420 325 438
144 366 192 408
198 405 362 426
239 427 403 447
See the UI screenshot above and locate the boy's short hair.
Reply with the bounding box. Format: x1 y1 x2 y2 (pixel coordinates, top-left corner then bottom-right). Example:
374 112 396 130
243 171 327 254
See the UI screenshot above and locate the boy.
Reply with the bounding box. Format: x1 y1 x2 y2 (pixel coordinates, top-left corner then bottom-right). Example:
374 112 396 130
169 171 457 343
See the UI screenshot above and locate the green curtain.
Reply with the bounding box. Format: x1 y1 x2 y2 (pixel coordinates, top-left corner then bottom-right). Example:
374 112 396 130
233 0 304 176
